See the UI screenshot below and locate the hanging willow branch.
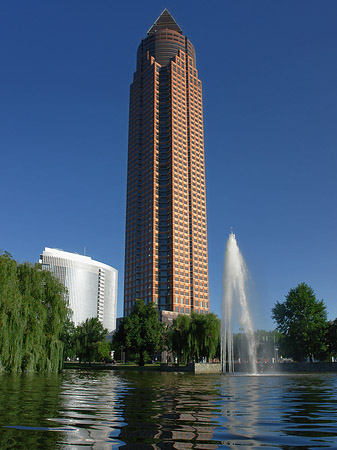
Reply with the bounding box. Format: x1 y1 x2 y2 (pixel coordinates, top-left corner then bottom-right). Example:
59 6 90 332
0 252 68 373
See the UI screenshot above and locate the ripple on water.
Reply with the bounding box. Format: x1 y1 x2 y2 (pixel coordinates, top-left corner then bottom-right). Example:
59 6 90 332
0 371 337 449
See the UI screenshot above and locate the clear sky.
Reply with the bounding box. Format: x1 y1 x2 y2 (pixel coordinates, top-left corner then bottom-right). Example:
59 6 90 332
1 0 336 330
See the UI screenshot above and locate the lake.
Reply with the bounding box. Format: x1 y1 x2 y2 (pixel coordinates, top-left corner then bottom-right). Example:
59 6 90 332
0 369 337 449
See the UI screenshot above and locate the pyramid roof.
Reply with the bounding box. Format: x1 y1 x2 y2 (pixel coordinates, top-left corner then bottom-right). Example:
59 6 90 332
147 9 182 35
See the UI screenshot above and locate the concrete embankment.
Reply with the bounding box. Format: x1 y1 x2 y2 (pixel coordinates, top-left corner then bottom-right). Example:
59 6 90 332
168 362 337 374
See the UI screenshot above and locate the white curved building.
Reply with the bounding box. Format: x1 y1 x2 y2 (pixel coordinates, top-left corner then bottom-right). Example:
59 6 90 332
39 248 118 332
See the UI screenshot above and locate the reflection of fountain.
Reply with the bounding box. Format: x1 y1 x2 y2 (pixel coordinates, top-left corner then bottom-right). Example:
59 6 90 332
221 232 257 374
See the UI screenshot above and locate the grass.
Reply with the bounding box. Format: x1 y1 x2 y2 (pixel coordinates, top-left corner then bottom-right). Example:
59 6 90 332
63 361 189 371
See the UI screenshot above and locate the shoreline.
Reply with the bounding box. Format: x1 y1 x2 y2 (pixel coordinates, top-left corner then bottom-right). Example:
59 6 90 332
63 361 337 374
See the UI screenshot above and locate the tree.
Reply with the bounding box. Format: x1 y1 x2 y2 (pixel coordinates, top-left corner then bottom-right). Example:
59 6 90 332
0 252 68 372
113 299 163 366
93 340 111 362
190 313 220 362
75 317 108 363
60 317 77 360
17 262 69 372
0 252 24 372
170 314 192 365
202 313 220 361
326 318 337 360
170 313 220 364
272 283 327 362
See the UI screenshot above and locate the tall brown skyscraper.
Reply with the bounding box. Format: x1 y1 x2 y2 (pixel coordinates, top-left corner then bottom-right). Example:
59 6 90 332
124 9 209 316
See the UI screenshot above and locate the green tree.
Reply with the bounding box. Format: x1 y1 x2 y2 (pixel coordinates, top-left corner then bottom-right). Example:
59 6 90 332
326 318 337 360
170 313 220 364
113 299 163 366
170 314 192 365
18 262 68 372
190 313 220 362
0 252 24 372
94 340 111 362
0 252 68 372
60 317 77 360
201 313 220 361
272 283 327 362
75 317 108 363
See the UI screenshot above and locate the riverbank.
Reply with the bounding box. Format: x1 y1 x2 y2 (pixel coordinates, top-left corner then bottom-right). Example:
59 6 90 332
257 361 337 374
64 361 337 374
63 362 193 372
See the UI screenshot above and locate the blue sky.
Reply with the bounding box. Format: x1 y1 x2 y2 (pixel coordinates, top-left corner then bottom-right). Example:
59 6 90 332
1 0 336 330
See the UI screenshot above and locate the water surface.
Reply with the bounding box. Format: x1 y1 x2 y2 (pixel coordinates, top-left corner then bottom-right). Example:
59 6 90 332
1 370 337 449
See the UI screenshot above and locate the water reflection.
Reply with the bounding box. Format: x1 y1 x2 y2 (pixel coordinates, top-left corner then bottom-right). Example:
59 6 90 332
56 371 128 448
281 376 337 444
117 372 221 448
215 374 337 449
0 371 337 449
0 373 64 449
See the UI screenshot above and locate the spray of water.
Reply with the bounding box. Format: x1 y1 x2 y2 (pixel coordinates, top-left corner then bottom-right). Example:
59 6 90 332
221 232 257 374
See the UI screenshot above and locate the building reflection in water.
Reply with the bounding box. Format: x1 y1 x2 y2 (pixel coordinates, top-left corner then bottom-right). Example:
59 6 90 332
56 370 128 448
117 372 221 448
3 371 336 448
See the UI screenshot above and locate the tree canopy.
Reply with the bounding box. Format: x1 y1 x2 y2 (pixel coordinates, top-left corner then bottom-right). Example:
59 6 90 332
170 314 192 364
170 312 220 364
75 317 109 363
0 252 68 372
272 283 327 362
326 319 337 359
113 299 164 366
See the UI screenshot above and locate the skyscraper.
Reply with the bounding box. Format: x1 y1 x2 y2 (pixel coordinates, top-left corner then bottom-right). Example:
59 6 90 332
124 9 209 316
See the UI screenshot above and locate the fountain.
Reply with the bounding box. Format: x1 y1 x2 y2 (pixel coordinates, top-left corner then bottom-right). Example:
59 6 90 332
221 232 257 374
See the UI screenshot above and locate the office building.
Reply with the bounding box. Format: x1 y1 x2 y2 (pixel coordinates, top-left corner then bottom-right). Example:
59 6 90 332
40 248 118 332
124 10 209 316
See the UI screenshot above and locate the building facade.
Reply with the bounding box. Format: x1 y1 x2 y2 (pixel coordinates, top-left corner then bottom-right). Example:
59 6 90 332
40 248 118 332
124 10 209 316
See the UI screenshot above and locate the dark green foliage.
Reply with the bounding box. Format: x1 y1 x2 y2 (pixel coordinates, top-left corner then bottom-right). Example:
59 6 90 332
94 340 111 361
75 317 108 363
0 252 24 372
326 318 337 358
194 312 220 361
272 283 328 362
0 252 68 372
170 314 192 364
61 317 77 360
113 299 164 366
170 312 220 364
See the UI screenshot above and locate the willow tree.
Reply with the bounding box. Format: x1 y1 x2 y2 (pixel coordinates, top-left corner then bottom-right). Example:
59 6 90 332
170 314 192 365
40 268 69 371
0 252 24 372
0 252 68 372
191 313 220 362
170 313 220 364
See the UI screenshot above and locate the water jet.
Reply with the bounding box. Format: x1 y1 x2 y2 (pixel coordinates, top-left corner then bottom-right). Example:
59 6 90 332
221 232 257 374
